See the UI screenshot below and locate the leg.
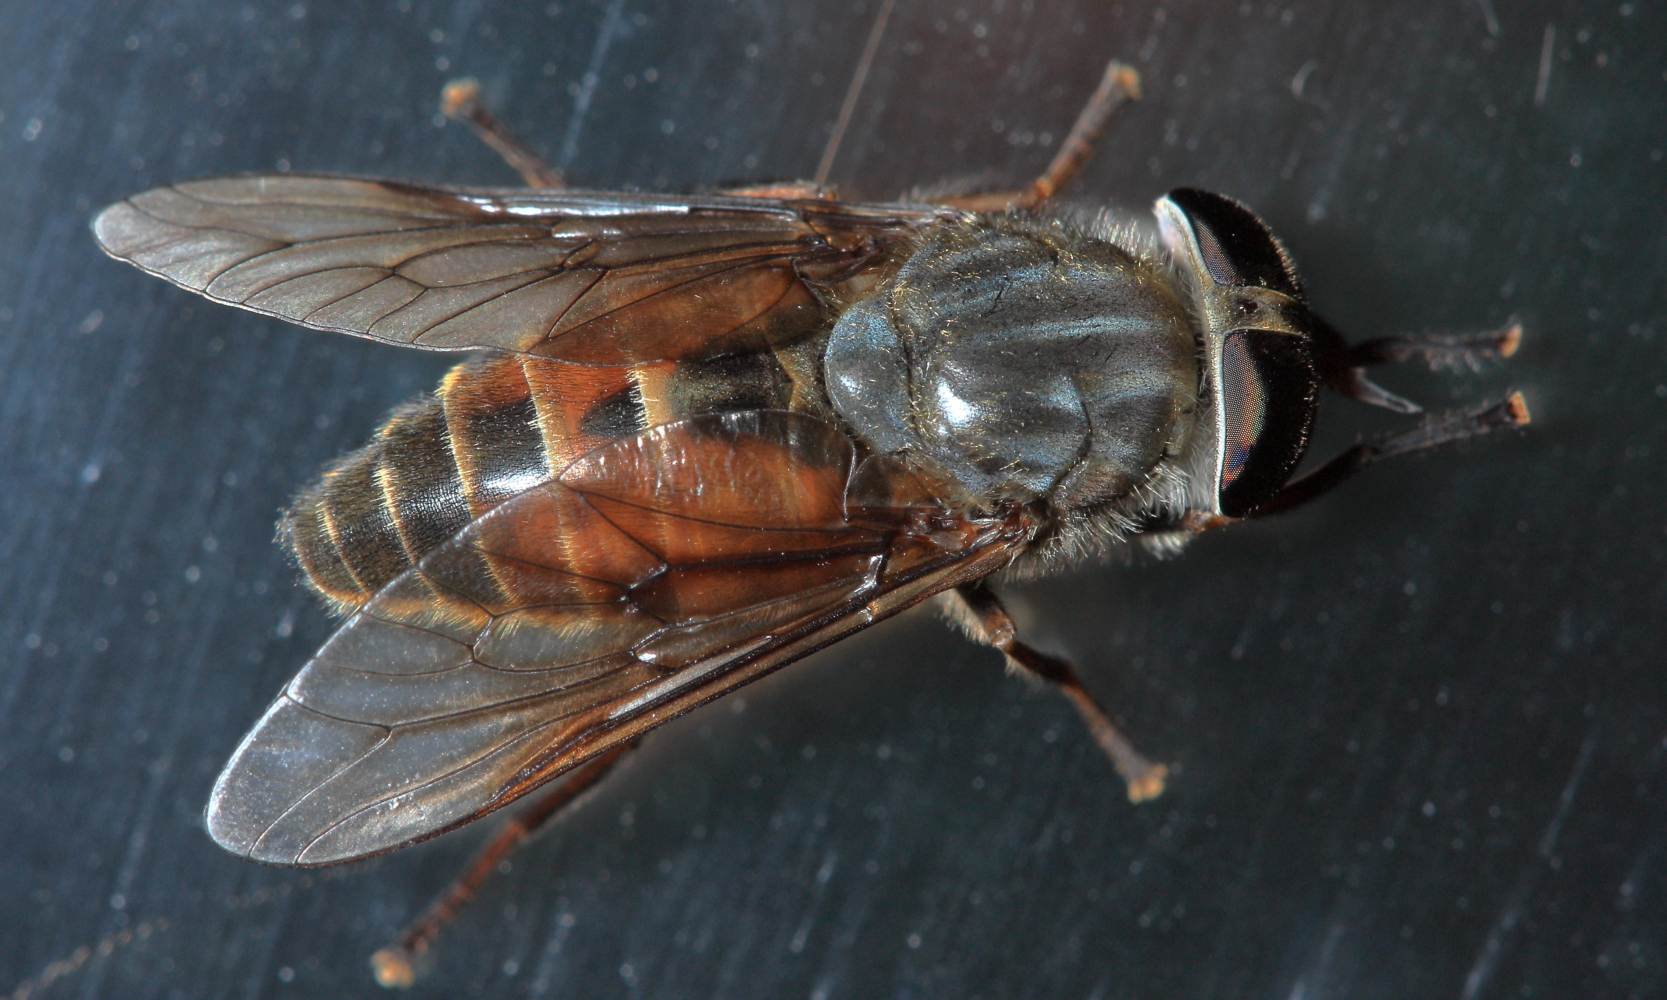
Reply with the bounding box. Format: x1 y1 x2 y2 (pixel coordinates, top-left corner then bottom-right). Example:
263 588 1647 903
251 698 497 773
370 742 637 988
937 61 1142 213
1344 321 1522 371
1017 60 1142 209
440 78 566 189
439 90 834 200
1310 312 1521 413
947 582 1168 803
1250 392 1530 518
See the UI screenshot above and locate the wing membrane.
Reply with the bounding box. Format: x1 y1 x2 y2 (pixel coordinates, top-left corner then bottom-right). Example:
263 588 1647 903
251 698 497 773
208 411 1027 865
93 175 944 363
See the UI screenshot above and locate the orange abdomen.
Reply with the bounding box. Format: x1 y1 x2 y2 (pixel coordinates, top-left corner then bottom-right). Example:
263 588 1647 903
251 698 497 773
282 343 827 611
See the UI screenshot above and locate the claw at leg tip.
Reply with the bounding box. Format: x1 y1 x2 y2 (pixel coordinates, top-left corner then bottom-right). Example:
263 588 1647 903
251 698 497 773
439 77 480 119
1126 764 1169 803
371 949 416 990
1497 322 1523 358
1113 64 1143 99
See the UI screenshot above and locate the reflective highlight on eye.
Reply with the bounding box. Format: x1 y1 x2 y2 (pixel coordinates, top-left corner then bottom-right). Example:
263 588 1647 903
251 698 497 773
1220 332 1266 487
1193 221 1241 287
1215 329 1320 518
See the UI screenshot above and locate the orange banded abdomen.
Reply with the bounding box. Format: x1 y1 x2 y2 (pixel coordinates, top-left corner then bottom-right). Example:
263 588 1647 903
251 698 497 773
282 345 823 612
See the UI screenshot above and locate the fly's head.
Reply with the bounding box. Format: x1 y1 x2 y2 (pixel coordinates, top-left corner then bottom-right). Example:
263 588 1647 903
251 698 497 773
1155 188 1324 524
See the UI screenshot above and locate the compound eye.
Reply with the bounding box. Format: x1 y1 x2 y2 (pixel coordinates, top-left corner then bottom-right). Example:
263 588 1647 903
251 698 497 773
1218 330 1321 517
1162 188 1304 297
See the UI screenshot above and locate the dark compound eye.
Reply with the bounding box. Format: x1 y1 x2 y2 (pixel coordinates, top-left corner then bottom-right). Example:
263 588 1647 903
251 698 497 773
1189 211 1242 287
1219 334 1267 489
1164 188 1304 297
1218 329 1321 517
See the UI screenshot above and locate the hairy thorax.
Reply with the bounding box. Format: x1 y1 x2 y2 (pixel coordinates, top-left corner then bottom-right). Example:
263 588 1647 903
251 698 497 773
823 215 1200 523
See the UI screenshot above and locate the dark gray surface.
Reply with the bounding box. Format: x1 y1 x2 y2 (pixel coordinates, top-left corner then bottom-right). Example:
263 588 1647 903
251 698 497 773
2 1 1663 997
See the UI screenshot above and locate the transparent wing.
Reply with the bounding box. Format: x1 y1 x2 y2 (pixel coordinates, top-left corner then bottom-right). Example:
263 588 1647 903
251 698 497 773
208 410 1027 865
92 175 942 363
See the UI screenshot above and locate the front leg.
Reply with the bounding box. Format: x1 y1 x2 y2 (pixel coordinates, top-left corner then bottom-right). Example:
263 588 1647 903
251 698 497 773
947 582 1168 803
934 60 1142 213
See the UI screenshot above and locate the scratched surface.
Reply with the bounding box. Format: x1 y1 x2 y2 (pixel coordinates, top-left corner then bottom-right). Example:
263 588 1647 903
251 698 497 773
1 1 1663 998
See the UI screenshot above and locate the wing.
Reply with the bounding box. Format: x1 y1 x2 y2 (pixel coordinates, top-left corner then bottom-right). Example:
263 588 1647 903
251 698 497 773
92 175 946 363
207 410 1029 865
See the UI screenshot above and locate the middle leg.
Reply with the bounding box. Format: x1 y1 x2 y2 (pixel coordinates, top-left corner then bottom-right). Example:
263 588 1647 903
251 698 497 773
946 581 1167 803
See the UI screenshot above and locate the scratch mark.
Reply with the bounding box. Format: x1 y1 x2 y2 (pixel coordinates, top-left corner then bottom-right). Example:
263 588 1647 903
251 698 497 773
1286 920 1348 1000
528 905 580 998
1534 24 1555 107
1291 59 1319 100
1475 0 1500 38
1460 731 1596 1000
558 0 628 169
788 850 840 953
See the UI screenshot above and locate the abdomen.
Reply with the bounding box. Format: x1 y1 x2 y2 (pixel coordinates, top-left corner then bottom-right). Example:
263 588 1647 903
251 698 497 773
284 343 828 612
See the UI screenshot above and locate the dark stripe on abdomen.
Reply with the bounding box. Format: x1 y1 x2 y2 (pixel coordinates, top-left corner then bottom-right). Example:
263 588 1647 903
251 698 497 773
283 345 820 612
282 432 416 612
441 355 550 518
283 355 549 611
376 402 474 560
